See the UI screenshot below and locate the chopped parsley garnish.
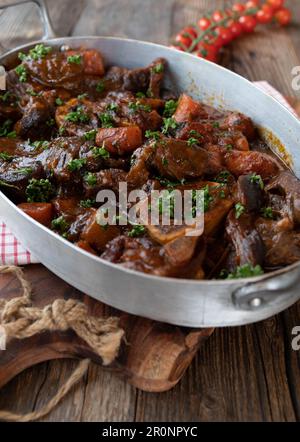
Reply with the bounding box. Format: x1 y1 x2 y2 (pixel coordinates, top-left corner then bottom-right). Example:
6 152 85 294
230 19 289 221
77 93 88 100
219 190 226 199
67 54 82 64
128 224 146 237
12 167 33 176
136 92 146 98
106 103 119 112
0 91 12 102
25 178 53 203
19 44 52 62
29 44 52 60
128 101 151 113
162 157 169 166
220 264 264 279
225 143 233 151
0 152 13 161
235 202 245 219
261 207 274 219
55 97 64 106
215 170 231 183
65 106 90 124
84 172 97 186
189 129 203 139
152 63 164 74
15 65 27 82
83 129 97 141
0 120 16 138
7 131 17 139
98 112 114 128
156 177 185 188
92 145 110 159
212 121 220 128
59 127 66 135
163 100 178 117
145 130 161 141
203 185 213 212
162 117 178 134
250 173 264 190
46 118 55 127
26 88 40 97
96 80 105 93
32 140 50 150
67 158 87 171
157 191 175 218
51 216 69 234
187 137 198 147
80 199 95 208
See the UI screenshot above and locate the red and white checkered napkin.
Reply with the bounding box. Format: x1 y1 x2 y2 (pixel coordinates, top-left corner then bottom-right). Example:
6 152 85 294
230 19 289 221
0 81 297 265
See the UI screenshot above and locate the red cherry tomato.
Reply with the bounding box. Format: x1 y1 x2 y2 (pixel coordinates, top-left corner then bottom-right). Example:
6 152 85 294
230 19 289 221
257 5 274 23
267 0 284 11
197 42 218 62
215 26 234 45
198 17 211 31
245 0 260 9
275 8 292 25
239 15 257 32
232 3 246 13
175 33 192 49
182 26 198 39
212 10 225 22
229 20 244 37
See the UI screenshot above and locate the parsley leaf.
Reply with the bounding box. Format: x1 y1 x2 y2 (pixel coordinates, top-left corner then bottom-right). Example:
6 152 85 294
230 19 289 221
235 202 245 219
26 178 54 203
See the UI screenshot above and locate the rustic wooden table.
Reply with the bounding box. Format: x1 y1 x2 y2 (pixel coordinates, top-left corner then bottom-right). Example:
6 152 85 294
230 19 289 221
0 0 299 422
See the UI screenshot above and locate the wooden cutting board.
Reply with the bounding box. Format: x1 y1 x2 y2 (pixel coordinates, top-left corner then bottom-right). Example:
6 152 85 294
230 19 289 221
0 264 214 393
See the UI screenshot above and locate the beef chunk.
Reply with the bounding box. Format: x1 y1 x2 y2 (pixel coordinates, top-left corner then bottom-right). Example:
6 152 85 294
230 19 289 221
226 210 265 268
0 156 44 199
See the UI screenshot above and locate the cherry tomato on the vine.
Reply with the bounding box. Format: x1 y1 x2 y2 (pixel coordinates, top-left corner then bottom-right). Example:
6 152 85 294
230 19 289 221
175 34 192 49
182 26 198 39
198 17 211 31
245 0 260 9
256 5 274 23
267 0 284 11
275 8 292 26
215 26 234 45
196 42 218 62
232 3 246 13
239 15 257 32
229 20 244 37
212 10 225 22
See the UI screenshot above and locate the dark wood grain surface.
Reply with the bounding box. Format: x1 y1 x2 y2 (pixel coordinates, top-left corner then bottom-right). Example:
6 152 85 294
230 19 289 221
0 0 299 422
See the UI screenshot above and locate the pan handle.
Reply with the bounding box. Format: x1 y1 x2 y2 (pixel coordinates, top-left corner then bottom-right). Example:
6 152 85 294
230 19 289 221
0 0 56 39
232 264 300 311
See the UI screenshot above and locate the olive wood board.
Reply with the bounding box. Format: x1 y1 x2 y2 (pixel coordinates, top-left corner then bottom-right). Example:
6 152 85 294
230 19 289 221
0 264 214 393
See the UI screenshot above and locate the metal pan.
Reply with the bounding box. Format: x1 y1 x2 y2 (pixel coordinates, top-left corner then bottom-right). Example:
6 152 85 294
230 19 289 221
1 0 300 327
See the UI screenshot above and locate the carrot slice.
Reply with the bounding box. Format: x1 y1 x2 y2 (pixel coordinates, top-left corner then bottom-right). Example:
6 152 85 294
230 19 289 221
76 240 97 256
18 202 53 226
173 94 208 123
96 126 142 155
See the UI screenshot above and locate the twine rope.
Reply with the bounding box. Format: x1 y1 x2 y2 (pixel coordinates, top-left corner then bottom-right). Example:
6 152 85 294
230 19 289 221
0 265 125 422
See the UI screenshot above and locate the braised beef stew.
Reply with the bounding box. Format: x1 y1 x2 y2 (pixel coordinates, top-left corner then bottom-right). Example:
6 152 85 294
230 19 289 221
1 44 299 280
